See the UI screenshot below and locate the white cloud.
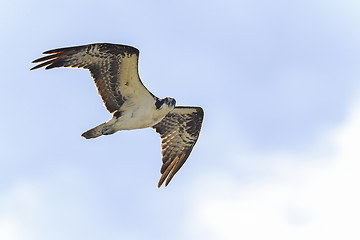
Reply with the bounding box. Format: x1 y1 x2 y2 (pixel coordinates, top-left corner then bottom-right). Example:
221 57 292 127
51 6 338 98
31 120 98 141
0 182 42 240
185 95 360 240
0 218 27 240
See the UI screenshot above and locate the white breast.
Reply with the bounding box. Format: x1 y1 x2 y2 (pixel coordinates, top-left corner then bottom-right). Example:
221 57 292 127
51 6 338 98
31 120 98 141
112 98 173 131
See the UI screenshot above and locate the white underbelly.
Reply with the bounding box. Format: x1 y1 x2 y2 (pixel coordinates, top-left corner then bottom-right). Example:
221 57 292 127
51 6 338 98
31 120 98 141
112 107 166 130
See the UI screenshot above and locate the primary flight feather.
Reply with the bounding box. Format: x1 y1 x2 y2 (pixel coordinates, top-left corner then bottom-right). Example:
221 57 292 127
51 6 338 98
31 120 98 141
31 43 204 188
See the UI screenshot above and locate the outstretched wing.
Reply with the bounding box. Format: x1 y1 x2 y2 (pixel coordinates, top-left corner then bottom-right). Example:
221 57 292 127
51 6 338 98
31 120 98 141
31 43 154 114
152 107 204 188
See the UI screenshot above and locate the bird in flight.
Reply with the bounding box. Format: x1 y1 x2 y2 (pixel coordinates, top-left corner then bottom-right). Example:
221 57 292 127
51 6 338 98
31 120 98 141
31 43 204 188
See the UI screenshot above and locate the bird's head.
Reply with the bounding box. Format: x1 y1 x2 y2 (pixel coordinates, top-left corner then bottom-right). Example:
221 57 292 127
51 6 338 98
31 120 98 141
155 97 176 111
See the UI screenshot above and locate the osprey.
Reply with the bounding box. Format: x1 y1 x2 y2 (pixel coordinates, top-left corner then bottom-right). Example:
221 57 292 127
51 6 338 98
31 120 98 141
31 43 204 188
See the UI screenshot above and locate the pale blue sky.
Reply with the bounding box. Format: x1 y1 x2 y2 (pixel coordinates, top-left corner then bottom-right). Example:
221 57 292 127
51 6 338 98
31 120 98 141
1 0 360 239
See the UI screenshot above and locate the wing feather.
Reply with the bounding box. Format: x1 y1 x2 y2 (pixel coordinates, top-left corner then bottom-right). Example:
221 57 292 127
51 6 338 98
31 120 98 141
152 107 204 187
31 43 154 113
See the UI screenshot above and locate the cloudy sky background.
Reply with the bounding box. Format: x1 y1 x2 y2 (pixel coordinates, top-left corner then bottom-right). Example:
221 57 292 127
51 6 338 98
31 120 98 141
1 0 360 239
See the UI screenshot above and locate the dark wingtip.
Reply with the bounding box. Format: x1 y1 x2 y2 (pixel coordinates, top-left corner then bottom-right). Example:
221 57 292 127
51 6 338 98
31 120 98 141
157 178 165 188
31 52 60 70
30 60 55 71
45 65 56 70
43 48 66 54
32 54 59 63
164 175 174 187
30 64 48 71
197 107 204 115
157 177 172 188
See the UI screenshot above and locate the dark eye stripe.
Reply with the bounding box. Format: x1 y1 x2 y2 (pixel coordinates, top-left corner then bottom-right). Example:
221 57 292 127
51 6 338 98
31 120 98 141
155 99 165 109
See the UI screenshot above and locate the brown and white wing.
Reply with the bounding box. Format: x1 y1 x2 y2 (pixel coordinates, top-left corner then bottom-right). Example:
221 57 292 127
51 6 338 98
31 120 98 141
31 43 154 114
152 107 204 188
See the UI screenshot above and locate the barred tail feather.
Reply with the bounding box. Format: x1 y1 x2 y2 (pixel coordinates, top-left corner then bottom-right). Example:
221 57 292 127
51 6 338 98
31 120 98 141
81 122 113 139
81 126 104 139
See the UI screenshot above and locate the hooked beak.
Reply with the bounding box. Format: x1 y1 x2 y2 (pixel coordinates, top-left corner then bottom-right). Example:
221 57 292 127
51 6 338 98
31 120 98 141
166 98 176 107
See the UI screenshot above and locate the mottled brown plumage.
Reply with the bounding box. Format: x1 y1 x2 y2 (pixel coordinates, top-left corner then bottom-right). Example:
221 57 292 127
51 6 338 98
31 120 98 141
32 43 204 187
153 107 204 187
32 43 150 114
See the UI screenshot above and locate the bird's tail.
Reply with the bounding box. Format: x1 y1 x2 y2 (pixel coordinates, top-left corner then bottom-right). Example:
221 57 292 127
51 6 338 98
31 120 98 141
81 121 116 139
